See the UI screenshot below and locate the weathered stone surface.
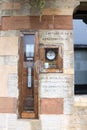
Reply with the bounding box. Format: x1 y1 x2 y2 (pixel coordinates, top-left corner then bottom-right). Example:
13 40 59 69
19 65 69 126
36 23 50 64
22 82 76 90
0 30 19 36
39 30 74 75
0 0 85 130
70 106 87 130
8 114 17 130
40 98 63 114
40 115 63 130
0 25 74 130
42 8 73 15
0 113 7 130
74 107 87 115
0 65 17 96
64 39 73 51
64 98 74 114
0 56 18 65
39 74 74 98
0 97 17 113
39 30 73 45
0 36 18 55
40 115 75 130
2 16 72 30
0 113 32 130
8 73 18 97
74 96 87 107
2 2 21 10
64 68 74 74
16 119 31 130
30 120 41 130
64 51 74 69
0 0 76 16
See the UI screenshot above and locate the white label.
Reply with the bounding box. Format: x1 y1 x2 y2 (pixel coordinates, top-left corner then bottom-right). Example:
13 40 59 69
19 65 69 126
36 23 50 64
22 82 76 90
28 75 32 88
28 67 32 88
44 63 49 68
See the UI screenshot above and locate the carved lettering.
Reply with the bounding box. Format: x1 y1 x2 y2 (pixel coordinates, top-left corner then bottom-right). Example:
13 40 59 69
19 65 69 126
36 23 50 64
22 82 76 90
40 74 73 98
39 30 73 44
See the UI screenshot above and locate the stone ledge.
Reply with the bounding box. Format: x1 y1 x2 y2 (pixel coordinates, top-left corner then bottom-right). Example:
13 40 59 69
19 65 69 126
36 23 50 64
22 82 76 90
43 8 73 15
0 30 19 36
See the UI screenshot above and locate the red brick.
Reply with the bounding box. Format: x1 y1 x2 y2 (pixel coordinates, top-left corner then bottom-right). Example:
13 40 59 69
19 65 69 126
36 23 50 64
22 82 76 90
40 98 63 114
0 97 17 113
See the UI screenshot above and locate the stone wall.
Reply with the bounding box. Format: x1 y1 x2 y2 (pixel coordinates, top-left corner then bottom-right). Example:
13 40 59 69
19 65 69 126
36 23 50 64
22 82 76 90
0 0 87 130
39 30 74 130
0 29 74 130
0 30 19 129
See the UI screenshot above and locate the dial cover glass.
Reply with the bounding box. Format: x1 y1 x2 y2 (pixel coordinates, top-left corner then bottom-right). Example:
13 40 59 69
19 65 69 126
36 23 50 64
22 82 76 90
46 50 56 60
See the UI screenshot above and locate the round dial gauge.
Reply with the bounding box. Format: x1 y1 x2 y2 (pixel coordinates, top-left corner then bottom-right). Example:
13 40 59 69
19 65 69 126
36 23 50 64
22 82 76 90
46 50 56 60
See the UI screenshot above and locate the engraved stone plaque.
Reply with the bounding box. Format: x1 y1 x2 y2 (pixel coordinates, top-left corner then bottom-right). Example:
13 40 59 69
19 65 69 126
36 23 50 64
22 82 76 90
39 30 73 44
39 74 74 98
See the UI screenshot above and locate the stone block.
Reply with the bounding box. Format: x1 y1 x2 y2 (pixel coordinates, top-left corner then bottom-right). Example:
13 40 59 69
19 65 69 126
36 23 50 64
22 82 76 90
43 8 73 15
39 73 74 98
0 65 17 96
74 107 87 115
2 16 72 30
7 114 17 130
40 115 63 130
64 51 74 69
39 30 73 44
0 36 18 55
40 115 75 130
40 98 63 114
0 56 18 65
64 98 74 114
64 39 73 51
0 97 17 113
30 120 41 130
16 119 31 130
8 73 18 97
64 68 74 74
0 113 7 130
2 2 21 10
74 96 87 107
0 30 19 37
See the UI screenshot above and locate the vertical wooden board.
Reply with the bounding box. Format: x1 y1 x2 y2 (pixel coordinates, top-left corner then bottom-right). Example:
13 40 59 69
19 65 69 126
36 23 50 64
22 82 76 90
39 46 45 71
18 36 24 115
34 32 39 118
58 46 63 72
34 32 39 79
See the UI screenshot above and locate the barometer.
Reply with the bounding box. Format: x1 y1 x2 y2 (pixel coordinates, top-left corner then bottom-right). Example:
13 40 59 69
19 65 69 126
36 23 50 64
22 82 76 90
46 50 56 60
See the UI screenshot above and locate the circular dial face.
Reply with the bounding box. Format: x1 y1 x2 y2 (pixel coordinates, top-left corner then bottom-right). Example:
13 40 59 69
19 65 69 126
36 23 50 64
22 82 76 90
46 50 56 60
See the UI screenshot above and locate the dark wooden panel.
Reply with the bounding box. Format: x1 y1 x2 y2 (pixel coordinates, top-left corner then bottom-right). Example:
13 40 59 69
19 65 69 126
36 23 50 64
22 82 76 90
18 31 39 118
1 15 73 30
